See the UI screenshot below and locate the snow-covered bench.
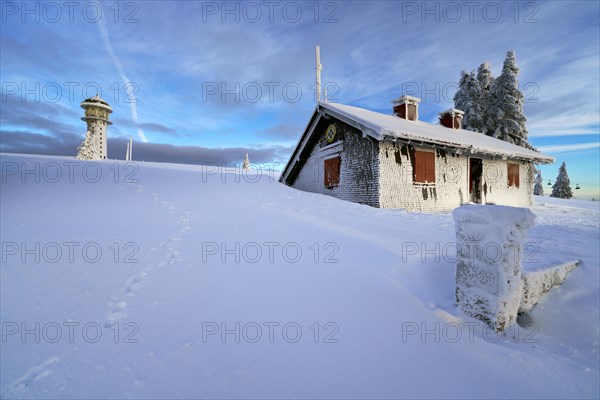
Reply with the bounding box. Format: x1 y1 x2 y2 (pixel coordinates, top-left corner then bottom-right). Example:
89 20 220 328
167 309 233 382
453 205 579 331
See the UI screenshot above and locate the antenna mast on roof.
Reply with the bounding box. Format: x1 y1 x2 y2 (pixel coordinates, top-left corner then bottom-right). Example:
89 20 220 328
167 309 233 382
315 45 322 103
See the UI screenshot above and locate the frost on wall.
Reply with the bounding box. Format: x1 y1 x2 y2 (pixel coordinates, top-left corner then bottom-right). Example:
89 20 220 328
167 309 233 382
76 130 101 161
453 205 535 331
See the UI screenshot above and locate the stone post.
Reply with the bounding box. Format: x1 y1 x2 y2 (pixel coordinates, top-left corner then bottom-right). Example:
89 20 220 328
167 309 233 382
452 205 535 331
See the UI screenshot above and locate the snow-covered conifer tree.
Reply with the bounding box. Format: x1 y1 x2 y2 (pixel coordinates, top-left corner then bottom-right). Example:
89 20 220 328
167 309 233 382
550 162 573 199
489 50 533 149
533 169 544 196
454 70 484 132
477 62 494 94
454 70 469 113
242 154 250 170
76 130 100 160
476 62 494 136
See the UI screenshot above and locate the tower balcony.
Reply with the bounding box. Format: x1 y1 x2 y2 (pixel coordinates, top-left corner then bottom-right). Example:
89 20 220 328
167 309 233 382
81 115 113 125
80 94 113 114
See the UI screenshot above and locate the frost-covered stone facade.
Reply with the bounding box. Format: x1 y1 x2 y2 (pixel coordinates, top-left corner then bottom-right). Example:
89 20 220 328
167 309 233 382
378 143 466 211
292 120 381 207
280 102 553 212
378 143 535 211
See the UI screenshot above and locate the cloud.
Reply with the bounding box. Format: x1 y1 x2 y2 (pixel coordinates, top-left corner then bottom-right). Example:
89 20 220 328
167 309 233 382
0 95 82 141
97 6 147 143
0 27 88 76
255 123 301 140
0 130 81 155
1 129 292 167
2 0 599 170
537 142 600 154
112 118 179 136
107 140 292 166
1 94 79 119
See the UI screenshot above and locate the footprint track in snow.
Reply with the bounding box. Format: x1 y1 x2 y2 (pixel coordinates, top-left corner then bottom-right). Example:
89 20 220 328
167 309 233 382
2 355 60 399
103 190 192 327
105 301 128 327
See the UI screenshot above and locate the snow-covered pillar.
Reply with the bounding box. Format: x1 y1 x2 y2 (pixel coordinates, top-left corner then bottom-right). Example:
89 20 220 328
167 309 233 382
452 205 536 331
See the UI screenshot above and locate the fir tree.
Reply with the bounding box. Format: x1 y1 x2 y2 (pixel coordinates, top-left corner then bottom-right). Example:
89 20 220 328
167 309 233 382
489 50 533 149
476 62 494 136
242 153 251 170
550 162 573 199
533 168 544 196
454 70 484 132
477 62 494 94
453 70 469 113
76 130 100 160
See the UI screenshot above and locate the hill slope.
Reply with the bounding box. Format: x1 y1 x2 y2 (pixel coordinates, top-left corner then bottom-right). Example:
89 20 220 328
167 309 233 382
1 153 598 399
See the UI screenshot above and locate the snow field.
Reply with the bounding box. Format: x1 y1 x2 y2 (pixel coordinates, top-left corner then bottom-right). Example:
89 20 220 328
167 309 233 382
1 153 598 399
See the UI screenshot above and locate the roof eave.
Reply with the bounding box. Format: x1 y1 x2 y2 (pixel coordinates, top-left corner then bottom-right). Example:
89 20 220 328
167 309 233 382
279 106 323 184
379 134 554 164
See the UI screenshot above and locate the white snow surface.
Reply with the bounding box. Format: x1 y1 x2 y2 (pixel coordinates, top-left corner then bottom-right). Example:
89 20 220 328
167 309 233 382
319 102 554 163
1 153 598 399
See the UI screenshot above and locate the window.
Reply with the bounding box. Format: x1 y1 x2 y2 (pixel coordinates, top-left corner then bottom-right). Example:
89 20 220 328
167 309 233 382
413 150 435 184
324 156 340 187
508 163 520 187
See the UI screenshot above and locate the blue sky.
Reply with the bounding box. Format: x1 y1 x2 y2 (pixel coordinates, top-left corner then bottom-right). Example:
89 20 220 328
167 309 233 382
1 0 599 198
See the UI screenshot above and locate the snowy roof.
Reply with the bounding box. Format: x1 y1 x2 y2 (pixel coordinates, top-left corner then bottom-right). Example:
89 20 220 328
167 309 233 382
319 102 554 163
80 94 113 112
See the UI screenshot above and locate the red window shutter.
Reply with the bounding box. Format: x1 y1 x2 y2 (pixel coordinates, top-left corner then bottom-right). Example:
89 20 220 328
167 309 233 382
508 163 519 188
324 157 340 187
413 150 435 183
333 157 340 186
413 151 423 182
425 151 435 183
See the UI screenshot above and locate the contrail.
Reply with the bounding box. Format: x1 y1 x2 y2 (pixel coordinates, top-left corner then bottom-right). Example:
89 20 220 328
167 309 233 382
97 9 148 143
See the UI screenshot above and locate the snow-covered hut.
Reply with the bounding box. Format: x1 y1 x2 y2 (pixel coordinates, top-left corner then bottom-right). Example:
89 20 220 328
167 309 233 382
279 96 554 211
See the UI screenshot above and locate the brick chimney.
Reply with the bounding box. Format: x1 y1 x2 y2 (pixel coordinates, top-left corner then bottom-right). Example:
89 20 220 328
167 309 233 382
392 95 421 121
438 108 464 129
